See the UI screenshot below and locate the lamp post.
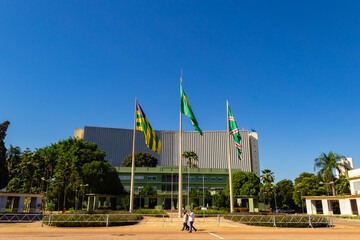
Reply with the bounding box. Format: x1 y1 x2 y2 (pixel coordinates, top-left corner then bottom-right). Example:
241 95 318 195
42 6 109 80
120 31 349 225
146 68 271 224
271 187 278 213
80 184 89 210
41 177 56 213
171 170 173 222
138 186 144 209
320 181 334 227
263 191 267 210
187 166 190 210
75 188 79 212
297 190 304 214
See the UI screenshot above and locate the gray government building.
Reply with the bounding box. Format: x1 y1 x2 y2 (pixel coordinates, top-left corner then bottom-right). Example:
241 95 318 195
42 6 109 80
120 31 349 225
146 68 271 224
74 126 260 176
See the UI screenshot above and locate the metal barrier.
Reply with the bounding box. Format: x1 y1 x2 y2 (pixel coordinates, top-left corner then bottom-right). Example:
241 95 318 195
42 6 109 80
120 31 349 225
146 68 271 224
0 214 45 223
224 214 330 227
1 213 358 228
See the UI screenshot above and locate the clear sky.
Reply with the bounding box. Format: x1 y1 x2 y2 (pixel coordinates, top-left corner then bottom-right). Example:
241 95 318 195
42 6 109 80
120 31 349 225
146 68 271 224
1 1 359 183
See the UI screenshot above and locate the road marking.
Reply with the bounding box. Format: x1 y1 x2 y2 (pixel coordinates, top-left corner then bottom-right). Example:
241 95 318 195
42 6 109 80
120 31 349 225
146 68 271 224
208 232 224 239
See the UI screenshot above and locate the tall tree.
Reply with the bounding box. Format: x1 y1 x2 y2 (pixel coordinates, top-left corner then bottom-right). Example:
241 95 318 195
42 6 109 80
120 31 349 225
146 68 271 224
226 171 260 196
121 152 158 167
276 179 295 209
6 145 21 178
293 172 326 207
7 137 124 209
182 151 199 168
260 169 275 185
314 152 350 196
0 121 10 189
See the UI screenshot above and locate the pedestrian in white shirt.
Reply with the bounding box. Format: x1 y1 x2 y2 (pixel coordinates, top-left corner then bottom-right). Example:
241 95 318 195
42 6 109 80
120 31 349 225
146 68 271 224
188 210 197 233
181 210 189 231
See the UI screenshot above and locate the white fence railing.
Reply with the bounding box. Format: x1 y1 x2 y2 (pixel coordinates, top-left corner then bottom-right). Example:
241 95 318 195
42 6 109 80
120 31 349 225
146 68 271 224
1 213 359 227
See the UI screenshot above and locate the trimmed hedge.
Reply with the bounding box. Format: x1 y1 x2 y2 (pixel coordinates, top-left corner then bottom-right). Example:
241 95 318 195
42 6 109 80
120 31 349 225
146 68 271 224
224 214 328 228
43 214 142 227
193 209 228 215
133 209 168 217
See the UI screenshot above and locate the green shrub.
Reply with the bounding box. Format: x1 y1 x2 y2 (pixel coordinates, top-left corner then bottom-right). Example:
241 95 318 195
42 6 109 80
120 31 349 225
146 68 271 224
191 203 198 209
43 214 142 227
193 209 228 215
133 209 167 217
224 214 328 228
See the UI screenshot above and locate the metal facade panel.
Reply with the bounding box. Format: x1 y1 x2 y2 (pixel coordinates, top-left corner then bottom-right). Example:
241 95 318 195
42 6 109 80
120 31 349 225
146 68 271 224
83 126 255 173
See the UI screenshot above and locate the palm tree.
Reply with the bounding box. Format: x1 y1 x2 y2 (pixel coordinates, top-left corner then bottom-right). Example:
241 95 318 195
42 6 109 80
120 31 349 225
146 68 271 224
182 151 198 209
182 151 198 168
314 152 350 196
260 169 275 185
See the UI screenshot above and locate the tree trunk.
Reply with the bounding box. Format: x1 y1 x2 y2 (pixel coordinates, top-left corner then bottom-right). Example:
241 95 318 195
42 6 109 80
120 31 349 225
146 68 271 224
331 182 336 196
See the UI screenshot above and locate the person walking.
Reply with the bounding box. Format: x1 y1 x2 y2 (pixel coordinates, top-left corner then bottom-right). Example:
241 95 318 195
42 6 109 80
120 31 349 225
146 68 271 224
181 210 189 231
188 210 197 233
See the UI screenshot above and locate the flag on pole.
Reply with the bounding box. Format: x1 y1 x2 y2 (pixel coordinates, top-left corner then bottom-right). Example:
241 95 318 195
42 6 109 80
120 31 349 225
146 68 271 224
136 100 161 154
228 104 243 160
180 82 203 135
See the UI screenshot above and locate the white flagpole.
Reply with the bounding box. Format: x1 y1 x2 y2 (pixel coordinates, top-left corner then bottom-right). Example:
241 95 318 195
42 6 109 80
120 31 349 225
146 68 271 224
178 71 183 218
129 98 137 212
227 100 234 213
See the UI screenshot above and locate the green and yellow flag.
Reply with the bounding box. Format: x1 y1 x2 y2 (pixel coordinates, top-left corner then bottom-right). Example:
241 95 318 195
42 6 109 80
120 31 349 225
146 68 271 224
180 82 202 135
136 100 161 154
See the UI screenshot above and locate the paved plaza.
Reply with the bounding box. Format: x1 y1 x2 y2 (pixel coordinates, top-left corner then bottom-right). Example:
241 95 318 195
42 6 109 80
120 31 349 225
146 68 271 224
1 217 360 240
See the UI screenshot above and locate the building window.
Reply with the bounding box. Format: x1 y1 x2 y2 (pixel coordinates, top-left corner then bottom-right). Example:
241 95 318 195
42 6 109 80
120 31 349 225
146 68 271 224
219 177 224 181
211 177 216 181
199 187 208 192
120 176 131 180
186 187 196 191
135 176 144 180
198 177 208 181
124 186 131 191
185 177 195 181
147 176 157 180
162 184 178 191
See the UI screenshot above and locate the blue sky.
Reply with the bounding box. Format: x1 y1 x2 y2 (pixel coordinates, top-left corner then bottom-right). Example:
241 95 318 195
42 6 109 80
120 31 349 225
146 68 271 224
1 1 359 182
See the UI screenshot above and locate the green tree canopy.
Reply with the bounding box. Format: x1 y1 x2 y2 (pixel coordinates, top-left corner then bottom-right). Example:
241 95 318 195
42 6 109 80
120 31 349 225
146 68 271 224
292 172 326 207
0 121 10 189
314 152 350 196
226 171 260 196
276 179 295 209
141 183 157 196
7 137 124 210
6 145 21 179
82 161 124 195
335 175 350 195
214 190 229 209
121 152 158 167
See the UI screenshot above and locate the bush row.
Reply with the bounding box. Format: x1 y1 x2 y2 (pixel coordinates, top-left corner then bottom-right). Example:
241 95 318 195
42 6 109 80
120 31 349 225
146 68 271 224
224 215 328 228
43 214 142 227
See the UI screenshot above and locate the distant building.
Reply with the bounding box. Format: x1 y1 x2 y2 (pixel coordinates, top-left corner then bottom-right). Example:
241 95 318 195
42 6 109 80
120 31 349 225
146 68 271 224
305 158 360 216
76 126 262 210
74 126 260 176
336 158 354 178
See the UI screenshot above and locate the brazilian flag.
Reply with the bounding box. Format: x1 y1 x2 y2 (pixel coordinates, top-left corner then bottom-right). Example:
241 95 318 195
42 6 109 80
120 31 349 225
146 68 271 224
180 82 203 135
136 100 161 154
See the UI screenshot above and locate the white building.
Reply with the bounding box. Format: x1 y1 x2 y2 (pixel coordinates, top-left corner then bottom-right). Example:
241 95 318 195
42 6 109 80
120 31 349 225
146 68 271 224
305 158 360 216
